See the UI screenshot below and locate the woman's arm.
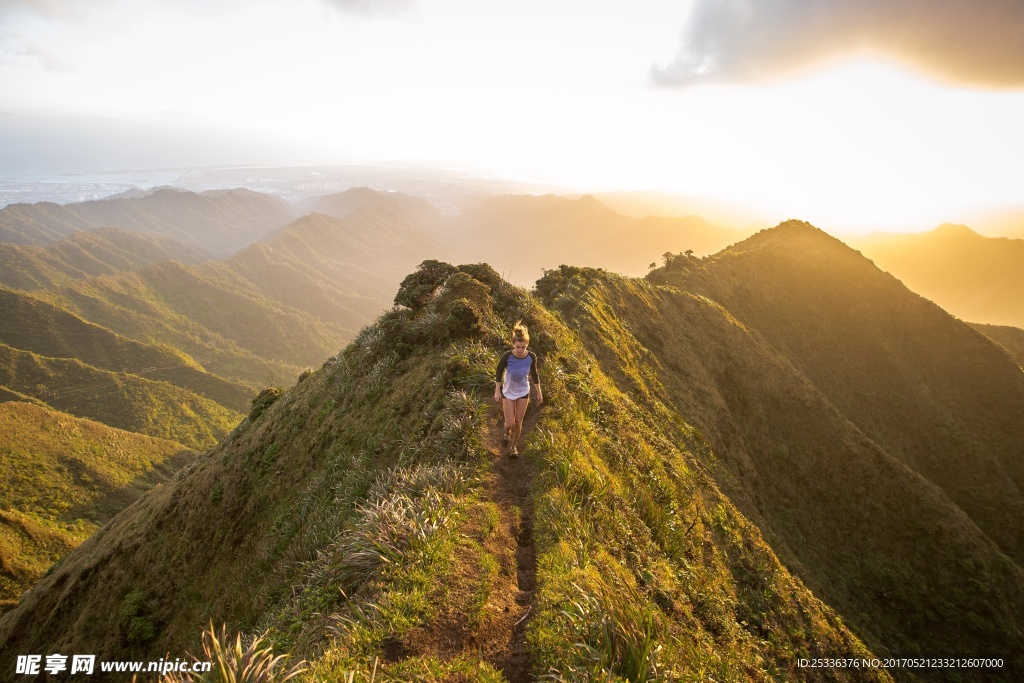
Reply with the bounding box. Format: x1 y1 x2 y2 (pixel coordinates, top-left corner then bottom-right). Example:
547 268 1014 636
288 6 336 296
494 351 510 403
531 352 543 404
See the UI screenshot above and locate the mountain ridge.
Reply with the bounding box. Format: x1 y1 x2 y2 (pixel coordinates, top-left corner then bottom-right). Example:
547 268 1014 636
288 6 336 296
2 229 1022 679
650 221 1024 566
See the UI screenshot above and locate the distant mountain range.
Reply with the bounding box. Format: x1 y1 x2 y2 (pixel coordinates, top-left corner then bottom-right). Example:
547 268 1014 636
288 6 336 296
0 187 292 255
448 193 745 282
849 224 1024 329
1 221 1021 680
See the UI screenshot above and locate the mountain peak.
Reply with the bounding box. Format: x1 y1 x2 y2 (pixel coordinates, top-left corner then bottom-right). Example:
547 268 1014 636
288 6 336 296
722 219 849 256
933 222 981 237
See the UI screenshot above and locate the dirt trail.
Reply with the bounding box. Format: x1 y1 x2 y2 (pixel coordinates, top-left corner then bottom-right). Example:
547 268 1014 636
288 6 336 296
390 405 540 681
484 406 540 682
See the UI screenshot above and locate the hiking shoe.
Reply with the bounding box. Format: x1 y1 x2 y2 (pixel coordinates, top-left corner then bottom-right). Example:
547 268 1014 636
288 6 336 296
501 431 510 448
509 445 519 458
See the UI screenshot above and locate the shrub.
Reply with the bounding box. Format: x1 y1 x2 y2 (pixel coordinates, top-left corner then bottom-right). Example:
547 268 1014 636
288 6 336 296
394 260 459 310
249 388 284 421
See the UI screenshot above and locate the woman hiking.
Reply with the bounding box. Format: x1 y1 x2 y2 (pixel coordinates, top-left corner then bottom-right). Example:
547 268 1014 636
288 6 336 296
494 321 542 457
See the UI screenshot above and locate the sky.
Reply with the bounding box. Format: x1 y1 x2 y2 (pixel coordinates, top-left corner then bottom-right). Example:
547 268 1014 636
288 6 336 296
2 0 1024 232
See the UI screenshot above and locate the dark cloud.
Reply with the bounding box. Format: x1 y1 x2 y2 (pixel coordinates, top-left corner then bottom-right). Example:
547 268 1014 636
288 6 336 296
654 0 1024 88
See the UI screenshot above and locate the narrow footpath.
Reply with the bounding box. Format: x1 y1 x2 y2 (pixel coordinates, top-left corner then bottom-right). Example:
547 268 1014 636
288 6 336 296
484 408 539 682
386 407 540 681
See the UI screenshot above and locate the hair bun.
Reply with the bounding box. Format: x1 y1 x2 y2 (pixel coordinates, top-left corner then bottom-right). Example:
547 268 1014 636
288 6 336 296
512 320 530 342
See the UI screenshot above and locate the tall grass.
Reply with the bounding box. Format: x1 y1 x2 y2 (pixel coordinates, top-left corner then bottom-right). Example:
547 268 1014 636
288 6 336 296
163 621 306 683
544 580 666 682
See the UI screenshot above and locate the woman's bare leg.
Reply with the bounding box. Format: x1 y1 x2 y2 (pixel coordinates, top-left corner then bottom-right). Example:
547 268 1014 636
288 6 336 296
502 397 516 444
511 397 529 450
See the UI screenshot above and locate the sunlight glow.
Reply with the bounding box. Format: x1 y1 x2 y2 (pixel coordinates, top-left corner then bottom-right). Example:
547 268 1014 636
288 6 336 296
1 2 1022 233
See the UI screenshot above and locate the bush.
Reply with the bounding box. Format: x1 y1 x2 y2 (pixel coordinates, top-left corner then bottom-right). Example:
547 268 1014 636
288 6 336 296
394 260 459 310
249 387 284 421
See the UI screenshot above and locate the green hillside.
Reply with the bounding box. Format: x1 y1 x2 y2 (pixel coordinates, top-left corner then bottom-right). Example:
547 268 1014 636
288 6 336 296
0 262 887 682
0 287 253 411
542 265 1024 668
0 402 195 606
0 343 242 449
35 263 336 386
651 221 1024 565
849 224 1024 328
2 254 1021 681
0 227 210 291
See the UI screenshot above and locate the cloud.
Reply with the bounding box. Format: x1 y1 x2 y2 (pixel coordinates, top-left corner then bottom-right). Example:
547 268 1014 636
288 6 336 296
0 0 107 21
0 31 70 70
653 0 1024 88
320 0 413 16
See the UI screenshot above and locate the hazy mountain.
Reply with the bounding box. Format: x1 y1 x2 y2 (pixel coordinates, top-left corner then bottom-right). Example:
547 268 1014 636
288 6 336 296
450 193 742 283
651 221 1024 566
595 189 770 233
849 224 1024 328
226 204 449 325
0 402 194 607
2 248 1021 680
971 323 1024 367
294 186 444 229
0 227 210 291
23 191 453 386
0 188 292 255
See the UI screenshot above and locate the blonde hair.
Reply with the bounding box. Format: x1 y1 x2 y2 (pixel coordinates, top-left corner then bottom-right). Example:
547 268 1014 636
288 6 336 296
511 320 530 344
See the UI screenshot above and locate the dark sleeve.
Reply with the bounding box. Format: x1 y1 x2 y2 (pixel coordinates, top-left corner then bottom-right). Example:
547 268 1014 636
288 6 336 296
529 351 540 384
495 351 511 383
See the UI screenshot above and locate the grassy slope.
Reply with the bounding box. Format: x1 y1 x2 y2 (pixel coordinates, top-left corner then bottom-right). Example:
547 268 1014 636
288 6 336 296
0 263 892 682
0 402 195 604
651 221 1024 565
0 287 253 411
0 343 242 449
0 227 210 291
34 264 324 386
537 266 1024 676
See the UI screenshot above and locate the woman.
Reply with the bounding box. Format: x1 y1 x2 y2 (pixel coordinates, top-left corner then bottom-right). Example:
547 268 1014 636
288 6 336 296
494 321 542 457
